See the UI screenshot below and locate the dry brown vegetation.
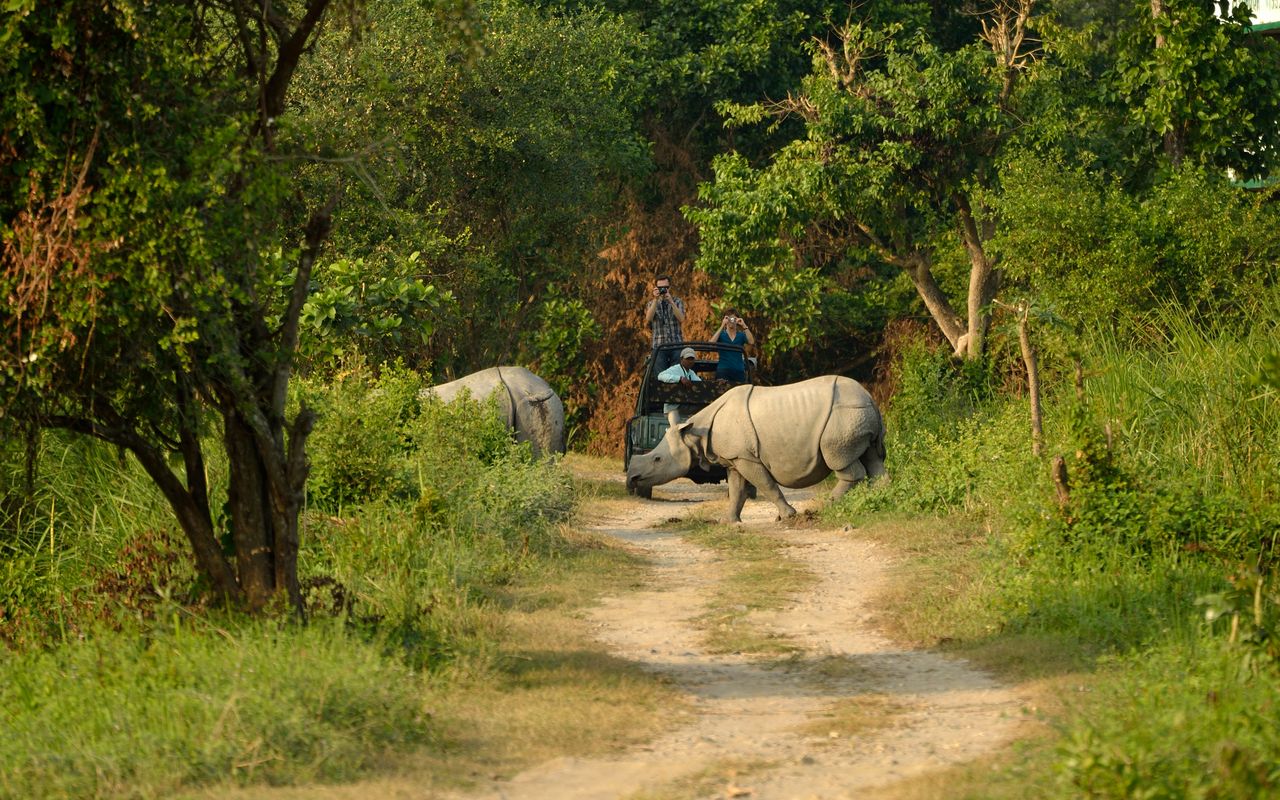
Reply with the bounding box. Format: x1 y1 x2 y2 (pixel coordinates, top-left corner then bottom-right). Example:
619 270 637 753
572 130 725 455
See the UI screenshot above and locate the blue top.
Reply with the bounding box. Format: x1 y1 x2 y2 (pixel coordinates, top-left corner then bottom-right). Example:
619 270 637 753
715 330 748 372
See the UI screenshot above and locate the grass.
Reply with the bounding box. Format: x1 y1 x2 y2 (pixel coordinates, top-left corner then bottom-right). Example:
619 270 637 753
0 617 434 798
794 693 908 742
816 300 1280 798
117 520 684 800
624 759 772 800
681 520 816 656
207 492 697 798
0 377 688 799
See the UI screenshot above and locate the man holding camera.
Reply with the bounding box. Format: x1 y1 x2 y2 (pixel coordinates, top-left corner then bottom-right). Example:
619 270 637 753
644 274 686 374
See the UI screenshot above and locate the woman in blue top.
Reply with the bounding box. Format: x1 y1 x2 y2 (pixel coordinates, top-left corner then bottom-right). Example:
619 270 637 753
714 309 754 383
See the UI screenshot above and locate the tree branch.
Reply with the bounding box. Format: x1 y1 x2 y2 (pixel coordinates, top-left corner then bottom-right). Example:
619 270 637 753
260 0 331 125
271 187 340 418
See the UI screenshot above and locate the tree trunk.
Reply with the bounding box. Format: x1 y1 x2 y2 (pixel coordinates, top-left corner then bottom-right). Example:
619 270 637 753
134 443 242 601
47 412 244 601
1051 454 1070 513
955 195 1000 360
224 410 277 610
274 410 314 617
1016 307 1043 457
904 253 967 350
1150 0 1186 166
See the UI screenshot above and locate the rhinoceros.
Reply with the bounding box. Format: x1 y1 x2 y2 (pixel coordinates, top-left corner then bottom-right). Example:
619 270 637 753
626 376 885 522
424 366 566 457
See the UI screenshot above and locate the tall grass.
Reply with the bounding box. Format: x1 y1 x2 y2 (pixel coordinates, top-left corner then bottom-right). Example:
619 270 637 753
0 434 192 649
0 617 430 798
0 362 579 797
826 295 1280 797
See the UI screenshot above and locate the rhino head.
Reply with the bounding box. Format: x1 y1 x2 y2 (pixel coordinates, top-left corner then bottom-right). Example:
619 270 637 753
627 411 714 492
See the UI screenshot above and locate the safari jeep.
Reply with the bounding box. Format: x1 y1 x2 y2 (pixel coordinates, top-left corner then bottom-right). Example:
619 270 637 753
623 340 756 498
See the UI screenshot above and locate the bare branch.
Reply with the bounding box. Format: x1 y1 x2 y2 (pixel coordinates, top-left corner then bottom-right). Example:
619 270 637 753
974 0 1041 104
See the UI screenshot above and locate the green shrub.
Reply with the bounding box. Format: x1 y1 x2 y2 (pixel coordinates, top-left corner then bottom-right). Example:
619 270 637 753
826 332 1040 521
0 360 578 795
298 362 426 511
295 360 574 669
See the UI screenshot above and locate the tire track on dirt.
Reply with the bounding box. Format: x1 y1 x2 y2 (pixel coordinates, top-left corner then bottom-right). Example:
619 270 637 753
457 482 1028 800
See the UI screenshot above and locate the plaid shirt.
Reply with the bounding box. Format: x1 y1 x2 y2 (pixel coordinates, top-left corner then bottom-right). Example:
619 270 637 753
649 296 685 347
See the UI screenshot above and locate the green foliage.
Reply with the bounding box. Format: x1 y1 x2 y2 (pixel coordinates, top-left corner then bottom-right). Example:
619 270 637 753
1058 639 1280 799
1114 0 1280 179
0 359 577 793
822 288 1280 796
0 618 431 797
0 0 385 605
994 157 1280 330
293 360 574 667
827 364 1035 520
687 9 1034 360
295 0 647 372
997 302 1279 651
300 252 457 368
533 289 604 390
296 364 427 510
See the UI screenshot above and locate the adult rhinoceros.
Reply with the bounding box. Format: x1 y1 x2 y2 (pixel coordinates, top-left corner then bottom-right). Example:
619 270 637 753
424 367 566 457
626 376 885 522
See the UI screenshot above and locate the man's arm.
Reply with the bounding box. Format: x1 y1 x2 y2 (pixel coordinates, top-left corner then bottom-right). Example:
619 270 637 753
644 299 656 325
656 363 679 382
671 297 686 323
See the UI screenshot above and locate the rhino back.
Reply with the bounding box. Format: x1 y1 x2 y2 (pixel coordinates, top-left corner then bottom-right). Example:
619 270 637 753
429 368 504 404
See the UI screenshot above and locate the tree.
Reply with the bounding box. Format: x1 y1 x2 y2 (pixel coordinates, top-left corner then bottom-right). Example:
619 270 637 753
688 1 1043 360
1120 0 1280 178
290 0 648 378
1 0 356 611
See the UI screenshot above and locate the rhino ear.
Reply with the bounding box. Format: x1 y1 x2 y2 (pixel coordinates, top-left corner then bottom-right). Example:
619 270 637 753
679 424 714 470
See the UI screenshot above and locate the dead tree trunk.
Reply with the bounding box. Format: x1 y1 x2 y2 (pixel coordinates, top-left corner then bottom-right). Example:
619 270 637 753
1015 306 1043 457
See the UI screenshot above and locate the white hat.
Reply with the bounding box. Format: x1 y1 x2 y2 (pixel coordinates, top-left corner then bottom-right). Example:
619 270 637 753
679 347 696 359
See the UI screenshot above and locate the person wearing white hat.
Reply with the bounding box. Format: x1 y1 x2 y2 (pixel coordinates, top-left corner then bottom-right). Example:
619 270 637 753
657 347 701 415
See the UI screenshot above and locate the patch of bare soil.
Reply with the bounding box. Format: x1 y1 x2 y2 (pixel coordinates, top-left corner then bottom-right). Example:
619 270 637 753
453 473 1030 800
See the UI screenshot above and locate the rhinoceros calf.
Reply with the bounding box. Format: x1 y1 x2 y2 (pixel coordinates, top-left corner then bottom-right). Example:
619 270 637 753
626 376 885 521
424 366 566 457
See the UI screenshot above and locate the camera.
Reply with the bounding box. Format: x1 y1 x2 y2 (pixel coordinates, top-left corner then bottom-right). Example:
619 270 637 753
657 286 669 294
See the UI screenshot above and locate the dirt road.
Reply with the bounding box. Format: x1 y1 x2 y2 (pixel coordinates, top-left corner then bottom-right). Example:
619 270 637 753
459 475 1028 800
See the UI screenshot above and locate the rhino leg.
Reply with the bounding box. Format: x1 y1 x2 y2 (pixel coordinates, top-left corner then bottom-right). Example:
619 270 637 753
860 445 886 481
830 459 867 500
725 469 750 523
732 460 796 521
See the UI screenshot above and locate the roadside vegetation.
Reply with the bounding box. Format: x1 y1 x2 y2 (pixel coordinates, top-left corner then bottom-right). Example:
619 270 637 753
5 0 1280 798
0 367 679 798
825 292 1280 797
